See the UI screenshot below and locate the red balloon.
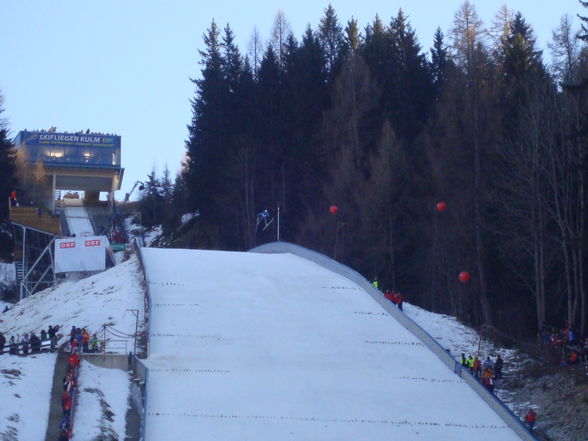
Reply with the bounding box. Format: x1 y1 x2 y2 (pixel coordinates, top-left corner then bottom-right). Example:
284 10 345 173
436 201 447 212
459 271 471 284
329 205 338 215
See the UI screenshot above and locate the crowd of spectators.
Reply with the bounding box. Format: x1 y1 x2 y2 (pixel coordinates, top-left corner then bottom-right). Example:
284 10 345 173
28 127 118 136
68 326 101 354
58 327 84 440
0 325 59 355
538 321 588 367
460 352 504 394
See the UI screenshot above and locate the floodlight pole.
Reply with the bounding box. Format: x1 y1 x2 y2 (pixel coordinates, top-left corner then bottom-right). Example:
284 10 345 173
277 204 280 241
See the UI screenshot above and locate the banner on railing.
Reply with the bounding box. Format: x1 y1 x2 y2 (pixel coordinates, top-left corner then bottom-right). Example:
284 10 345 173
55 235 110 273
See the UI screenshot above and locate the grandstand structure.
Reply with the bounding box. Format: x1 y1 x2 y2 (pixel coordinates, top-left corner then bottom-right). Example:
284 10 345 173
9 130 124 298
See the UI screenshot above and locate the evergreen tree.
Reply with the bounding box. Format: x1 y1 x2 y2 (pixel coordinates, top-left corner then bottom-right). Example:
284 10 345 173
387 9 434 144
430 27 450 96
343 18 362 54
0 94 16 222
318 4 344 74
501 12 543 84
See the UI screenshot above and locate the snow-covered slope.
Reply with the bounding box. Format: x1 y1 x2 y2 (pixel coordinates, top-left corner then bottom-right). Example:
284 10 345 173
0 257 144 441
73 361 130 441
140 248 524 441
0 257 145 345
0 353 56 441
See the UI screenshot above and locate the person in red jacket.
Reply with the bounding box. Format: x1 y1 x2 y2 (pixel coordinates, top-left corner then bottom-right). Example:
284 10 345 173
68 352 80 369
384 290 396 304
62 391 72 417
525 408 537 432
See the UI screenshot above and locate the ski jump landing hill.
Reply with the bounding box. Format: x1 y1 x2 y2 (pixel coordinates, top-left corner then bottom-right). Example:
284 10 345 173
134 242 538 441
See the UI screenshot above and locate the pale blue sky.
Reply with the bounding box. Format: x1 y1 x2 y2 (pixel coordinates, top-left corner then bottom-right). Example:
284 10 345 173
0 1 583 197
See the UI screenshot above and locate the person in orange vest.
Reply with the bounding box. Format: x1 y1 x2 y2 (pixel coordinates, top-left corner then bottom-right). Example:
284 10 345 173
525 408 537 432
82 329 90 353
473 356 481 379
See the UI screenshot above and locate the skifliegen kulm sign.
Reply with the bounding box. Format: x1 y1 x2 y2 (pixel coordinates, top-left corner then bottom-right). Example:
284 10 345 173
25 132 118 148
54 236 111 273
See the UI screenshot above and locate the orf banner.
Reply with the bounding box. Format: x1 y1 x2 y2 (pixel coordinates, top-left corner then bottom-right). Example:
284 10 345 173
54 236 110 273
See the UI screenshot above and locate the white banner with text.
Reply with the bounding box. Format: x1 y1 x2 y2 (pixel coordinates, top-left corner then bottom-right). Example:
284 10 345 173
54 235 110 273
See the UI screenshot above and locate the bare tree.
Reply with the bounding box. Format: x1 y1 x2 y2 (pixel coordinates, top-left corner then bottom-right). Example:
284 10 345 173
248 27 263 79
271 10 291 70
488 4 514 55
450 1 493 326
450 0 484 71
549 15 580 85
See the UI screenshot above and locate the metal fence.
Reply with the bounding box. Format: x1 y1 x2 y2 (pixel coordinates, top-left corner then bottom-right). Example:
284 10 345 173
131 238 151 441
129 354 149 441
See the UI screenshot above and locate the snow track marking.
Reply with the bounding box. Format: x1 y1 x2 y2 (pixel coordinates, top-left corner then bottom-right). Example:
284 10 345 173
146 412 509 430
364 340 425 346
153 303 199 307
354 311 388 316
148 368 230 374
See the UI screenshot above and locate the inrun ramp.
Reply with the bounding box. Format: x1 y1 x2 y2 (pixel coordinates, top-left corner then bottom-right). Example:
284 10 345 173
64 206 94 236
140 248 523 441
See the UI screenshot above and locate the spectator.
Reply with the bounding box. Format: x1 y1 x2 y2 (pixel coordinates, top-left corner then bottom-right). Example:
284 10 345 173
372 277 380 290
63 373 76 393
61 391 72 418
69 326 77 346
396 291 404 311
483 356 494 370
48 325 58 352
473 356 481 379
29 332 41 353
68 351 80 369
21 334 29 355
40 329 48 342
10 190 17 207
525 408 537 432
562 349 580 366
9 336 17 354
82 329 90 353
481 370 495 393
0 332 5 354
467 355 475 375
58 416 71 441
89 334 99 353
75 328 83 348
494 354 504 379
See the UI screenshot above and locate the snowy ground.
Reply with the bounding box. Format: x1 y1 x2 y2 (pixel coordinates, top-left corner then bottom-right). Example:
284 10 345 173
124 217 162 247
73 360 130 441
0 257 144 441
0 257 145 351
404 304 518 365
0 353 56 441
140 248 524 441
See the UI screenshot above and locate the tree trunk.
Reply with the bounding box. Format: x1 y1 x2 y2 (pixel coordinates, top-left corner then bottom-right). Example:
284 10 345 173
473 103 492 326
